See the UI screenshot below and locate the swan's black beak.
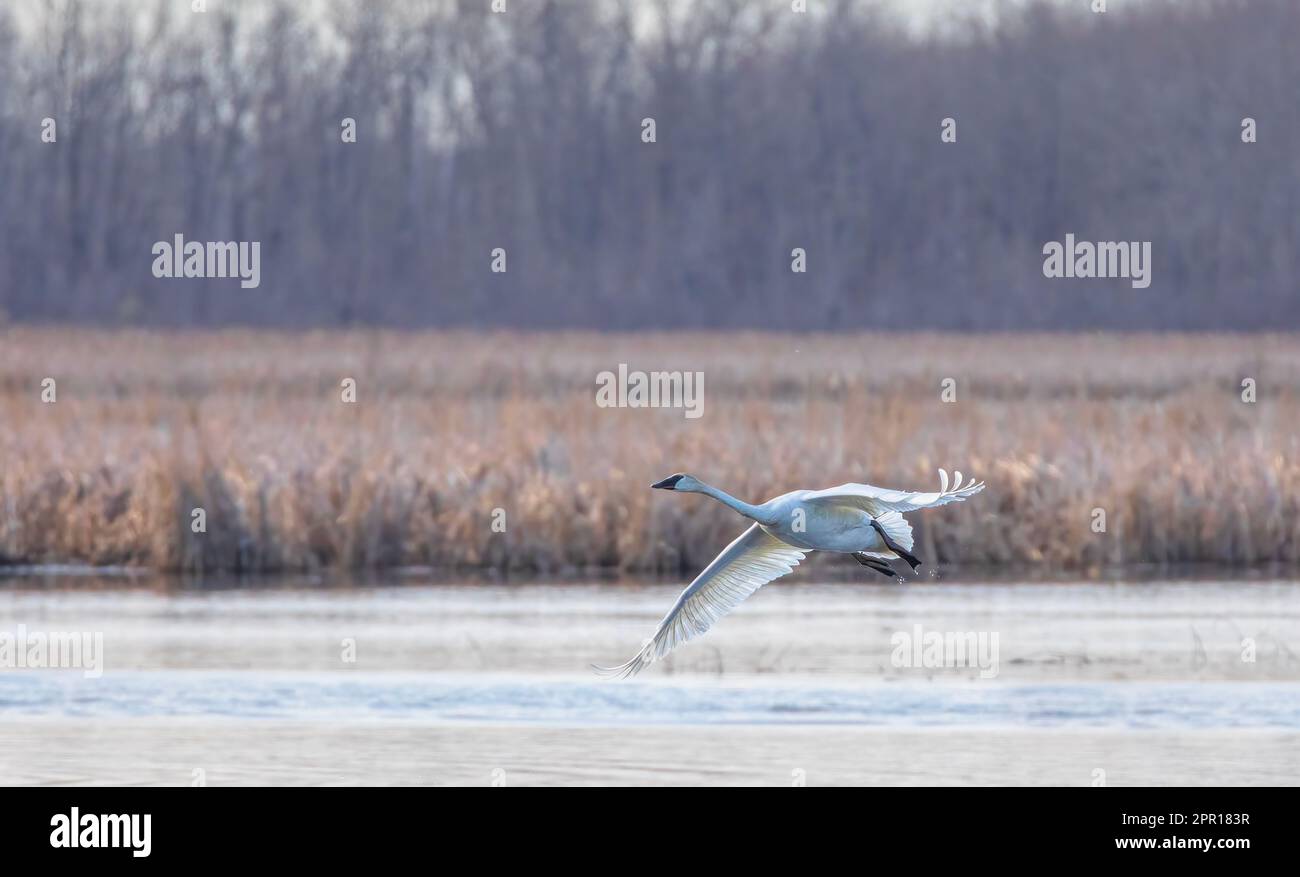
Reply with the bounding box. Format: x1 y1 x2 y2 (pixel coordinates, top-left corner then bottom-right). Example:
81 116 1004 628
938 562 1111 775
651 474 684 490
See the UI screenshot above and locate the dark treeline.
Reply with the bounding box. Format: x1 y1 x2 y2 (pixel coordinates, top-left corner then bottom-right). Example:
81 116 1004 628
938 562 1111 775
0 0 1296 331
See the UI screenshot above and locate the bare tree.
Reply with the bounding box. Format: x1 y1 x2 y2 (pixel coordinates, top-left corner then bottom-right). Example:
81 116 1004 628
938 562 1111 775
0 0 1296 330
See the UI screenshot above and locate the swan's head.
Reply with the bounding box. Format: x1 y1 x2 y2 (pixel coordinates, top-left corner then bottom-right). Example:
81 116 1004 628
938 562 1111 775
651 473 703 492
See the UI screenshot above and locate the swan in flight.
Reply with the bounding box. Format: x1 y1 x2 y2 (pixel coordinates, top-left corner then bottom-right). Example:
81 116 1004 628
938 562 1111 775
595 469 985 678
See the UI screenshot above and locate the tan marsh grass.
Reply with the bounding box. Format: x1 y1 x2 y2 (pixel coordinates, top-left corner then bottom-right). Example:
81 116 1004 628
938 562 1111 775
1 329 1298 576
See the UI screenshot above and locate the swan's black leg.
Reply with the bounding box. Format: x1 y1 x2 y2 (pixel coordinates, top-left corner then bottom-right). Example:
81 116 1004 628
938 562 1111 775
869 518 923 571
853 553 899 578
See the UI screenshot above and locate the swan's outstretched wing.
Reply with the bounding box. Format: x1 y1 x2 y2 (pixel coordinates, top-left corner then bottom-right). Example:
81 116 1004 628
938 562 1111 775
803 468 985 515
594 523 805 679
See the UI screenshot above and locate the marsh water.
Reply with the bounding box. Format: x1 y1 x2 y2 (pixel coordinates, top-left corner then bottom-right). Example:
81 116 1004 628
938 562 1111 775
1 575 1298 785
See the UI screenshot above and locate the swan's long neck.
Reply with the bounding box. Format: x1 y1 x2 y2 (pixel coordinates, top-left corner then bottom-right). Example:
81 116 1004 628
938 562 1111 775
696 482 774 525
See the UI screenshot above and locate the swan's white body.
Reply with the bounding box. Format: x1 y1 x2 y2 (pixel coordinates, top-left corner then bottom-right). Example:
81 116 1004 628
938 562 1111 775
595 469 985 678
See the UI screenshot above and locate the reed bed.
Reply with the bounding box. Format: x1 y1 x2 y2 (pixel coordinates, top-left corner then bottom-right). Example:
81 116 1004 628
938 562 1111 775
1 328 1299 577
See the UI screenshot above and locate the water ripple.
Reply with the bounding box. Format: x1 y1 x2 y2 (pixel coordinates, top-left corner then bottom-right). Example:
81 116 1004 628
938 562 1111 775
1 672 1297 729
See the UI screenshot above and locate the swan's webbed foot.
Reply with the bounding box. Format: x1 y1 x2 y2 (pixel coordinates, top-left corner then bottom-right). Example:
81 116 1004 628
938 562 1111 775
868 518 923 572
853 552 900 579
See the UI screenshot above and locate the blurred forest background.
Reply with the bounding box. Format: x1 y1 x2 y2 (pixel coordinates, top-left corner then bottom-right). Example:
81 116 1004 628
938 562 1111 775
0 0 1297 331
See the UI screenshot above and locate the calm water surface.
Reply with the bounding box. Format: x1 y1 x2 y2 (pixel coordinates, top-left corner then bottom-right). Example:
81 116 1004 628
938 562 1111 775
1 577 1298 784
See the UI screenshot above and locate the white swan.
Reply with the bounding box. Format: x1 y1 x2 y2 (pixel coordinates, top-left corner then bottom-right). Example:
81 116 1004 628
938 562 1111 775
594 469 985 678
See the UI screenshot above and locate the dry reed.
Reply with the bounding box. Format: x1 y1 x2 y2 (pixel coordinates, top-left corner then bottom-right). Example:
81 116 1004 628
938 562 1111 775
1 328 1299 576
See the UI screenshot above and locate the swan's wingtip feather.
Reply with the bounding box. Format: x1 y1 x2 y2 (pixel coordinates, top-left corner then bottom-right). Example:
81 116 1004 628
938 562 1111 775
591 660 640 680
939 469 986 497
591 642 655 679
